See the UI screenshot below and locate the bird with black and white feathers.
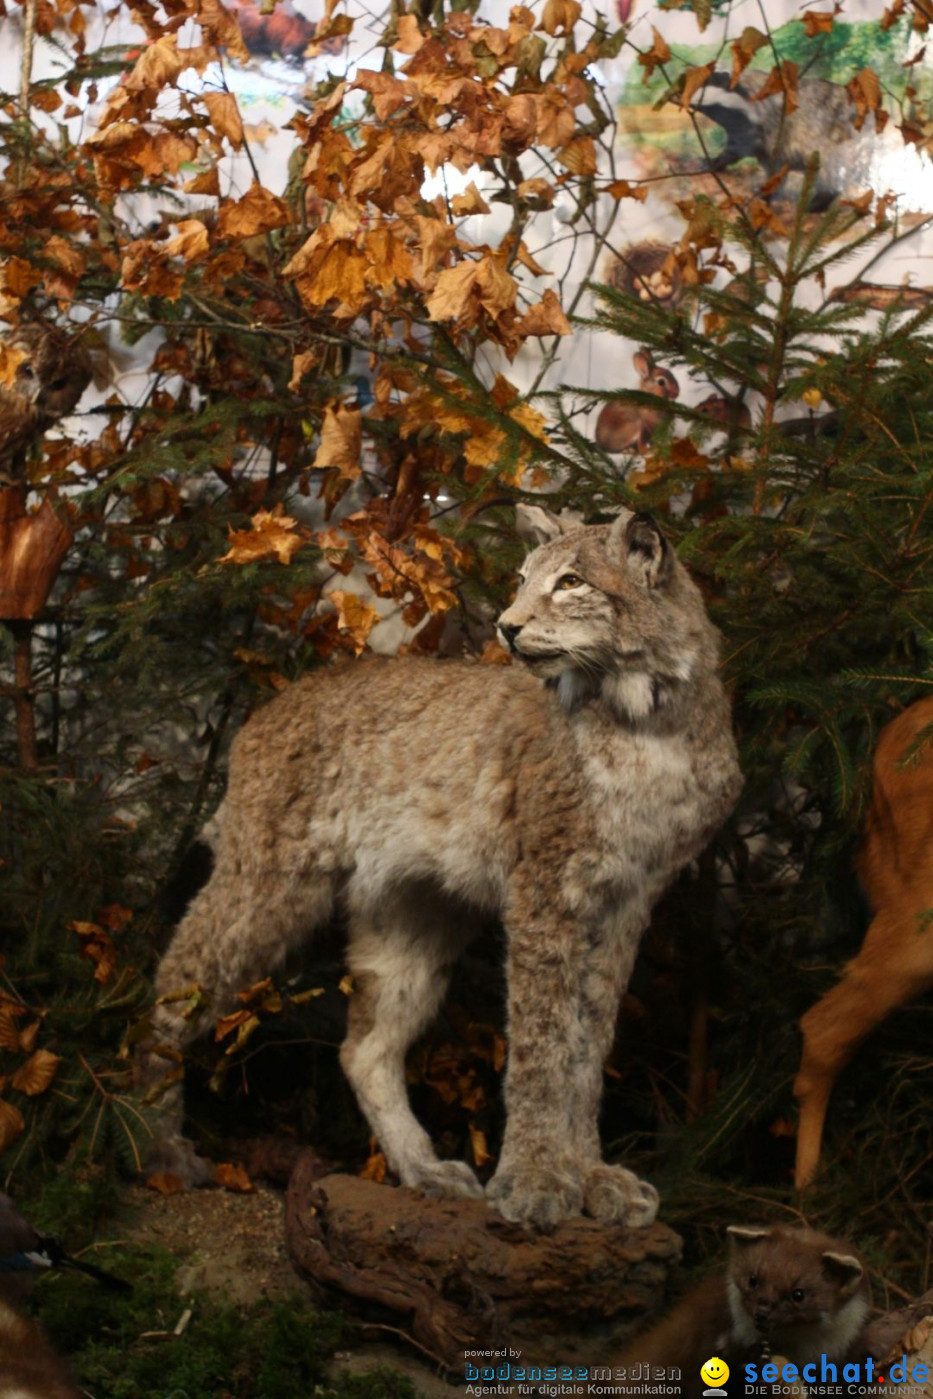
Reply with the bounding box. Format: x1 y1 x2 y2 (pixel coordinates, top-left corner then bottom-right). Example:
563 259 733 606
0 1194 130 1399
0 1193 131 1304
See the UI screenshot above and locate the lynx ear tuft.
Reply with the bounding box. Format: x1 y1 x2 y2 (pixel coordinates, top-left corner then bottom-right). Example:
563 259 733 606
609 510 671 587
727 1225 772 1248
515 503 567 547
821 1251 864 1295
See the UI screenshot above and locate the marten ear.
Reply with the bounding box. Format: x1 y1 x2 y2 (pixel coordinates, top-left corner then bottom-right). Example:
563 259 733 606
822 1251 864 1297
727 1226 772 1248
515 503 566 547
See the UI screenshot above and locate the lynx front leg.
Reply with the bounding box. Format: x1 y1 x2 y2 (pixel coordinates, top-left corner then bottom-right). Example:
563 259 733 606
488 886 658 1230
340 887 482 1201
486 882 589 1229
569 909 659 1227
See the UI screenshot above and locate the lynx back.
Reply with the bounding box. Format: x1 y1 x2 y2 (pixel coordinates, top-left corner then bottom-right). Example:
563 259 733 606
139 506 741 1229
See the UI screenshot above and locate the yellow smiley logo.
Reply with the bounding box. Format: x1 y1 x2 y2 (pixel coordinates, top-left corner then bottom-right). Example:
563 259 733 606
700 1357 730 1388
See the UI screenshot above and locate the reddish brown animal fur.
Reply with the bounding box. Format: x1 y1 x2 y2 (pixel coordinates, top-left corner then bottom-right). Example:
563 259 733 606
794 696 933 1187
0 1302 80 1399
616 1224 869 1397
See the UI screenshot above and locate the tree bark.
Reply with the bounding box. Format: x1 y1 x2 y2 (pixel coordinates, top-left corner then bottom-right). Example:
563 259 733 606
284 1156 683 1371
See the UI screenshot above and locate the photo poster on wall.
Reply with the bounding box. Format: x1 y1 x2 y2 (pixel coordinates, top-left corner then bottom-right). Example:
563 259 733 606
574 0 933 455
6 0 933 466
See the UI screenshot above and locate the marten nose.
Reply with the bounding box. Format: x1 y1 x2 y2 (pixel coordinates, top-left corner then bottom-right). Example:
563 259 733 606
499 621 522 648
754 1307 773 1329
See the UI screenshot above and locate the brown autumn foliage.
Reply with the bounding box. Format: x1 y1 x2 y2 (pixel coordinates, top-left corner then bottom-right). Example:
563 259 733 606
4 0 933 1269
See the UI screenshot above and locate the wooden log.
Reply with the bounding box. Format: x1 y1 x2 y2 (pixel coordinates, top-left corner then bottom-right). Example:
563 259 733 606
284 1156 682 1371
864 1289 933 1397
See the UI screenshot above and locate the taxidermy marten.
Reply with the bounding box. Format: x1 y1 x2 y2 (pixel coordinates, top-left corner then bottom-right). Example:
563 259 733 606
615 1224 871 1397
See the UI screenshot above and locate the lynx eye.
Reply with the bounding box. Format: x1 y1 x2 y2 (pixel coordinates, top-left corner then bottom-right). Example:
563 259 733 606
555 573 584 591
791 1288 805 1303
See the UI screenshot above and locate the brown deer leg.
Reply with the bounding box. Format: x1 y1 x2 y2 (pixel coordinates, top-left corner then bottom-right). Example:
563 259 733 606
795 908 933 1188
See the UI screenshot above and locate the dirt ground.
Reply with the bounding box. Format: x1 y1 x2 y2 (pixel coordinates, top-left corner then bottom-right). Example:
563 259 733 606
120 1182 459 1399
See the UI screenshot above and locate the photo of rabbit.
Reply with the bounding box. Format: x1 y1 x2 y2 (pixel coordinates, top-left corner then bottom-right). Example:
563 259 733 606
595 349 680 455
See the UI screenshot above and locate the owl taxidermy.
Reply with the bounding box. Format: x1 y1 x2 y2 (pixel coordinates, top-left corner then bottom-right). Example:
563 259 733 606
0 321 93 484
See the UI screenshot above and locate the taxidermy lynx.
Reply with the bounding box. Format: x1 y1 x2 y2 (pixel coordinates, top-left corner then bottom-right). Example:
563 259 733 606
617 1224 870 1397
139 506 741 1229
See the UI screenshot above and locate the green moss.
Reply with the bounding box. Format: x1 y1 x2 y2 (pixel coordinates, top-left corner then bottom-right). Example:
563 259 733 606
33 1244 419 1399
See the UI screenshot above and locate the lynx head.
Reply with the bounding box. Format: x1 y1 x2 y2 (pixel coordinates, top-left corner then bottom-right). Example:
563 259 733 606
497 505 719 723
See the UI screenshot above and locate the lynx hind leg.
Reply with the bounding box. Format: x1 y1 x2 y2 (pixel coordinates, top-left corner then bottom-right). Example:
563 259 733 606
139 848 336 1183
341 886 483 1201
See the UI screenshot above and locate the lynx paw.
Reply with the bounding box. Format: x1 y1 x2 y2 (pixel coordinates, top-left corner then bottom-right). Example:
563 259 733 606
404 1159 485 1201
486 1162 583 1231
582 1164 659 1226
143 1133 213 1188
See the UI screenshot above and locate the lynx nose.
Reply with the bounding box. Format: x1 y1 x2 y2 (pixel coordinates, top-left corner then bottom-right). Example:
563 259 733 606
498 621 522 649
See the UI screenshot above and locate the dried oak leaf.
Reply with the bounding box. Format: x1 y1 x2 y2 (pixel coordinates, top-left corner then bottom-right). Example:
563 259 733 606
200 0 250 62
215 1008 255 1041
730 27 767 85
289 348 321 391
395 13 425 52
0 1009 22 1052
681 61 716 109
185 166 221 196
480 639 511 665
146 1171 185 1195
99 903 133 931
327 591 379 655
354 70 409 121
425 259 480 322
0 342 26 389
502 93 537 151
637 26 671 82
360 1145 387 1182
314 402 363 478
0 1100 25 1154
124 35 201 91
800 7 836 36
70 920 118 985
221 507 306 566
203 90 244 148
3 257 41 296
217 183 290 240
164 219 210 261
557 136 597 175
19 1020 41 1054
451 182 490 216
846 67 887 131
751 60 799 115
11 1049 61 1097
213 1162 254 1193
515 289 572 338
605 179 647 202
469 1123 492 1167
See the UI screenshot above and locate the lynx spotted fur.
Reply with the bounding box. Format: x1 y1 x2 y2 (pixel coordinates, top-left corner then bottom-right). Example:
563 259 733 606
140 506 741 1229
